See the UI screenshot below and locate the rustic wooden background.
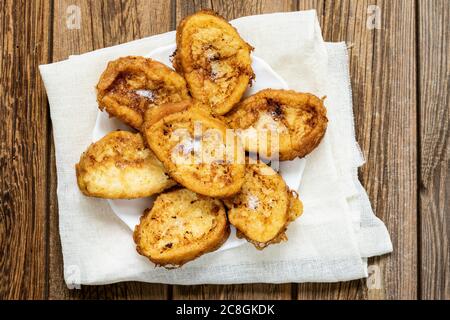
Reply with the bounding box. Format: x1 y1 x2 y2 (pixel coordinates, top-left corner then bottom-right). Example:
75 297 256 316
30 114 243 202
0 0 448 300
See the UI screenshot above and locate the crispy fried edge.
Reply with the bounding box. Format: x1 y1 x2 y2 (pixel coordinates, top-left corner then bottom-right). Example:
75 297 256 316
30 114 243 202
225 161 288 245
173 9 254 115
75 131 175 199
96 56 189 130
226 89 328 161
143 108 245 198
226 160 304 249
133 190 230 268
235 188 303 250
143 100 192 127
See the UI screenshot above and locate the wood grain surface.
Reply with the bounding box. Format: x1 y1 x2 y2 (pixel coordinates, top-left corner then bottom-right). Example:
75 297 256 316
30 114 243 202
0 0 52 299
49 0 172 299
320 0 418 300
0 0 448 300
418 0 449 300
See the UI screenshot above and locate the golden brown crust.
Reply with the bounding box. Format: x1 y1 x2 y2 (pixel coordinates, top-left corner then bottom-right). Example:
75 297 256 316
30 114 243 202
224 160 303 249
143 100 192 127
224 89 328 160
96 56 190 130
287 189 303 222
76 131 175 199
133 188 230 267
235 229 288 250
174 9 254 115
142 107 245 198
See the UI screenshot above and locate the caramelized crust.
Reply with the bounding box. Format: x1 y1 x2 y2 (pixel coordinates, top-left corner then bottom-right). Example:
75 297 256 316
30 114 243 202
174 9 254 115
76 131 175 199
133 188 230 267
225 89 328 160
224 161 303 249
142 107 245 198
143 100 191 127
96 56 190 129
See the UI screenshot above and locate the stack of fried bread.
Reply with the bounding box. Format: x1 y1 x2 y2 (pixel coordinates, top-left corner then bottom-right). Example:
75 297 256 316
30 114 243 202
76 9 328 268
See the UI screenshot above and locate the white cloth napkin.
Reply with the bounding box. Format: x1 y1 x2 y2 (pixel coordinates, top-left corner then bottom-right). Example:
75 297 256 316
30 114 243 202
39 10 392 285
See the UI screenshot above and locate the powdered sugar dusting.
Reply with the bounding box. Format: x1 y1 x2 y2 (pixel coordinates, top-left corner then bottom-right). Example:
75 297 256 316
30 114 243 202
135 89 154 100
247 194 259 210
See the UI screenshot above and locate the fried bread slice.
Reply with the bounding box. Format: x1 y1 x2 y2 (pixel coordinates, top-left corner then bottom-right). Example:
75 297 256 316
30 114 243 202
142 106 245 198
76 131 175 199
225 89 328 160
133 188 230 267
96 56 190 129
173 9 254 115
224 160 303 249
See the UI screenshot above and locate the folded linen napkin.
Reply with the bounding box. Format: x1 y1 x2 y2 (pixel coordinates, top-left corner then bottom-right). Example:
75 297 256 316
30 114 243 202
39 10 392 285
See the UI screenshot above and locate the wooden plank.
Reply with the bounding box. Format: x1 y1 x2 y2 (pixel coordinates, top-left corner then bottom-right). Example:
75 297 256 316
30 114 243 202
172 0 296 300
173 284 294 300
418 0 449 300
297 0 325 23
175 0 297 22
316 0 417 299
0 0 52 299
297 280 367 300
45 0 419 300
48 0 172 299
294 0 366 301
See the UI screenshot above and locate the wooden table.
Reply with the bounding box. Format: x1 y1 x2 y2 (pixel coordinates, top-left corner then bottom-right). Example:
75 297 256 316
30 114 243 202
0 0 448 300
